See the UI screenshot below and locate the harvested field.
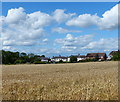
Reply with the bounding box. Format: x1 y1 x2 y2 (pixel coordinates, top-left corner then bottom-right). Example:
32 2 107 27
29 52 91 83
2 61 118 100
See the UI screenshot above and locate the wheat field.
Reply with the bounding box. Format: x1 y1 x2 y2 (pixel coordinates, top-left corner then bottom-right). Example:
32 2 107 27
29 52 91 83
2 61 118 100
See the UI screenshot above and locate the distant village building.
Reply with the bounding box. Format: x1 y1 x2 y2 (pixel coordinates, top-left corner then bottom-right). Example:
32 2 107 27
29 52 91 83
67 57 70 62
109 51 120 57
86 53 98 60
77 55 86 61
69 54 86 62
108 50 120 60
51 55 68 62
86 53 107 61
50 52 108 63
98 53 107 60
40 57 50 62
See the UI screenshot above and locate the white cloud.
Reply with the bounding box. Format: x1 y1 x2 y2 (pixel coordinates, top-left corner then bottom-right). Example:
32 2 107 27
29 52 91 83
2 26 45 46
38 48 61 55
39 48 49 53
82 38 118 50
53 9 76 23
5 7 52 27
42 38 48 42
55 34 94 52
52 27 82 33
66 14 99 28
0 16 5 33
2 46 16 51
3 40 35 46
66 4 118 30
2 46 11 50
98 4 118 30
1 7 52 47
0 16 5 26
5 7 26 24
1 7 77 48
1 5 118 55
27 11 52 28
55 34 118 53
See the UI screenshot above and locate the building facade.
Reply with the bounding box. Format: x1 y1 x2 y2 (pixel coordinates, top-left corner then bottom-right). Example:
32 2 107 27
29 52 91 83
51 55 68 62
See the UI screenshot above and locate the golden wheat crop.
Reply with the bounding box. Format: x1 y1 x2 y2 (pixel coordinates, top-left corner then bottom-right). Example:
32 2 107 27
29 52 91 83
2 61 118 100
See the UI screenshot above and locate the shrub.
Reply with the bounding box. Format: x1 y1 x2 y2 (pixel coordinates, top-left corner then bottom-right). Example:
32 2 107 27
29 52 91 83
33 61 46 64
59 60 63 63
83 59 95 62
14 60 25 64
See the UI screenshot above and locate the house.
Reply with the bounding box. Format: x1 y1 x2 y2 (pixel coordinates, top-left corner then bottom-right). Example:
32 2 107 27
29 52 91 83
108 50 120 60
51 55 68 62
69 54 86 62
77 55 86 61
67 57 70 62
86 53 98 59
86 53 107 61
109 51 120 57
97 53 107 60
40 57 50 62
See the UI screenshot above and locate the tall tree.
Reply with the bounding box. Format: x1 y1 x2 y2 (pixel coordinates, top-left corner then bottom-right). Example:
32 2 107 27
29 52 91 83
70 56 77 63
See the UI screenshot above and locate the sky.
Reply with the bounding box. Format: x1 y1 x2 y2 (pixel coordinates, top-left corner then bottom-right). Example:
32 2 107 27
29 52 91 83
1 2 119 57
2 0 119 2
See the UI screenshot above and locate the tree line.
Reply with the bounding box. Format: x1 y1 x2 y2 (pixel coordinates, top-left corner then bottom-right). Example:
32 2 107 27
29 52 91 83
1 50 46 64
1 50 120 64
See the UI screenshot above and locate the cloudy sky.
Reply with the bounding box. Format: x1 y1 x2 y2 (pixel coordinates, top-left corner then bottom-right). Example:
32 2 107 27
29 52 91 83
1 2 118 57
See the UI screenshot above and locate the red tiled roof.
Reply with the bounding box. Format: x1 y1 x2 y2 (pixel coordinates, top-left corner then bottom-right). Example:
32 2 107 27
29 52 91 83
86 53 106 57
109 51 120 55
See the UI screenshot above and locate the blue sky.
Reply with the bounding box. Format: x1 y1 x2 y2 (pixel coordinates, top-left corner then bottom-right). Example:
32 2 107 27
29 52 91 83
2 0 119 2
1 2 118 57
2 2 117 16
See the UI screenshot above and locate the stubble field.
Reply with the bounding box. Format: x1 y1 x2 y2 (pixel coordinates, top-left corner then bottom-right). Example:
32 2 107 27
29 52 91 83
2 61 118 100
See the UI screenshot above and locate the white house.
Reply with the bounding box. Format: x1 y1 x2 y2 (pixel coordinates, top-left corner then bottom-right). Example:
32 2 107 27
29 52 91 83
67 57 70 62
69 54 86 62
107 56 112 60
51 55 68 62
40 57 50 62
77 55 86 61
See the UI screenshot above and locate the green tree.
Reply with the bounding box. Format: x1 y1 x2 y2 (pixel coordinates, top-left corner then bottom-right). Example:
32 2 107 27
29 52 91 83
70 56 77 63
41 55 45 57
112 52 120 61
2 50 19 64
28 53 34 58
20 52 27 56
19 55 29 64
